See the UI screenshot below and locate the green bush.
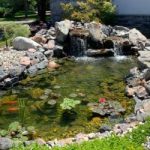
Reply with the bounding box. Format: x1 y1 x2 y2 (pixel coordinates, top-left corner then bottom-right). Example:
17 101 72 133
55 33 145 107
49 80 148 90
61 0 116 24
0 22 30 46
0 7 5 17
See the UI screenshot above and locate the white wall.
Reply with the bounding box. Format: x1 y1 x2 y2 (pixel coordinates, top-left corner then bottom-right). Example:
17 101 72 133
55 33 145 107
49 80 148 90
113 0 150 15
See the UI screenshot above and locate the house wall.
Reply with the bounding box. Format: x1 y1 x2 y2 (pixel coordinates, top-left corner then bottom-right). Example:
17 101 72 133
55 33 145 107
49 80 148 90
112 0 150 37
50 0 76 23
113 0 150 15
50 0 150 37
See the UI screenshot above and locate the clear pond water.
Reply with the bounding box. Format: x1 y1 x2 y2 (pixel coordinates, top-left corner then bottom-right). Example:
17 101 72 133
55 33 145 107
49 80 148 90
0 57 137 140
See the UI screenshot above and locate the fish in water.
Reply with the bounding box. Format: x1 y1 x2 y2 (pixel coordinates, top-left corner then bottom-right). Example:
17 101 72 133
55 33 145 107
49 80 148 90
7 107 19 113
2 101 18 105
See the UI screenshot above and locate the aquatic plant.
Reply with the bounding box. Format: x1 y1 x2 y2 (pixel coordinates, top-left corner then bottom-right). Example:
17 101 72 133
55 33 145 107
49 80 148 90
29 88 44 99
18 98 26 125
60 98 81 110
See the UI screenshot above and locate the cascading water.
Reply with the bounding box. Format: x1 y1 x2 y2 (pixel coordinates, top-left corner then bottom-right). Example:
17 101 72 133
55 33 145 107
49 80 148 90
67 29 133 57
69 36 87 57
113 41 124 56
68 28 89 57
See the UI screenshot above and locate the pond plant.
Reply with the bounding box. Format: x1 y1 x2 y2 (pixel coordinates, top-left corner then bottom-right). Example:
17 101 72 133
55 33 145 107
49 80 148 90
60 98 81 123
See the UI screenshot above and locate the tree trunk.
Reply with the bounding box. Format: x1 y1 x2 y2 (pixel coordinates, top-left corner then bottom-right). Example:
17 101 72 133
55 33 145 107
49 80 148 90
37 0 47 22
24 0 28 18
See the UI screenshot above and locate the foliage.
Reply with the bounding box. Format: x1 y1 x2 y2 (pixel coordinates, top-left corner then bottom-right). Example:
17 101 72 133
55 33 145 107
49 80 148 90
10 118 150 150
60 98 81 110
8 122 22 133
18 98 26 125
61 0 116 23
29 88 44 99
0 0 37 17
0 130 8 137
0 23 30 46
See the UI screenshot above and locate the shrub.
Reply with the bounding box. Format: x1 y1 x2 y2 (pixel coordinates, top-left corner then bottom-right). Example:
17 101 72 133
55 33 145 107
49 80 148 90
0 7 5 17
0 22 30 46
61 0 116 24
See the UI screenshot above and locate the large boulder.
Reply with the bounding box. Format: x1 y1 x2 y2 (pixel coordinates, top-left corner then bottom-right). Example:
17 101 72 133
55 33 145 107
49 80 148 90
87 22 106 49
138 51 150 68
55 20 71 43
87 22 106 41
13 37 42 50
129 28 148 47
0 137 13 150
135 99 150 121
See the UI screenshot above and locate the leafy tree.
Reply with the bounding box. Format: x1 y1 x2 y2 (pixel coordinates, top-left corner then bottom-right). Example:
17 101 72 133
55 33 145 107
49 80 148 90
61 0 116 24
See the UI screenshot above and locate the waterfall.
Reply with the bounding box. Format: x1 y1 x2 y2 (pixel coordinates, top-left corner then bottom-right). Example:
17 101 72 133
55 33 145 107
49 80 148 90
69 36 87 57
67 29 89 57
113 41 123 56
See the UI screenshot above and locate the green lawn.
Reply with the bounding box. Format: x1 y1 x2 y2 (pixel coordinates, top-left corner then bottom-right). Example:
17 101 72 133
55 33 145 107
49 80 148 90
0 11 37 22
11 119 150 150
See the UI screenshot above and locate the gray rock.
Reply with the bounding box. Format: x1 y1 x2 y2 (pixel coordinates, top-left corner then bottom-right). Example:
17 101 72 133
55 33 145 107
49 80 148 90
37 60 48 70
13 37 42 50
44 50 53 57
86 49 114 57
88 101 125 117
99 125 111 133
53 45 65 58
36 29 47 35
35 138 46 145
129 28 147 47
9 65 26 77
87 22 106 42
47 141 55 147
0 137 13 150
27 65 38 75
143 69 150 81
55 20 71 43
135 99 150 121
138 51 150 68
0 68 8 81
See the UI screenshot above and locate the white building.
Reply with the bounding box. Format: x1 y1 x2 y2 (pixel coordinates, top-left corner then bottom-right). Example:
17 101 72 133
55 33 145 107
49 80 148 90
113 0 150 15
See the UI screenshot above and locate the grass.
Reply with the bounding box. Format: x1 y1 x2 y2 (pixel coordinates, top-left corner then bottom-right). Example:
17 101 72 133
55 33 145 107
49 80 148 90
0 11 37 22
0 10 51 22
11 118 150 150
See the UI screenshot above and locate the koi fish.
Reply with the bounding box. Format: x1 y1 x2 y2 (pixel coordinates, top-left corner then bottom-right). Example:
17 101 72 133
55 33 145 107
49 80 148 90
2 101 18 105
7 107 19 113
99 98 106 103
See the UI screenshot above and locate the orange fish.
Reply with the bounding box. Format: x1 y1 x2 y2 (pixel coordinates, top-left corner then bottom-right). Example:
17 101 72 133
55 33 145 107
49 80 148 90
7 107 19 113
2 101 18 105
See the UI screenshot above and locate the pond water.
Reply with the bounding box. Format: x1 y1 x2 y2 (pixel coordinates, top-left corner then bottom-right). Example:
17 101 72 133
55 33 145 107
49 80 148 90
0 56 137 140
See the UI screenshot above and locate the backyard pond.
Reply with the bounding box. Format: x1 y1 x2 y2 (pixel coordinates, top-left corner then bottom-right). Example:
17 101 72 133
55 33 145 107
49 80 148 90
0 56 138 140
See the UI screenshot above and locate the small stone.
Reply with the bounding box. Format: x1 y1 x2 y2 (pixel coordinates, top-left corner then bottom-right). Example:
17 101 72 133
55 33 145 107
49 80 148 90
47 40 55 49
87 133 96 139
47 141 55 147
69 93 78 98
99 125 111 133
20 56 31 66
22 131 29 136
35 138 46 145
48 61 60 69
54 85 61 89
37 60 48 69
28 48 36 53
